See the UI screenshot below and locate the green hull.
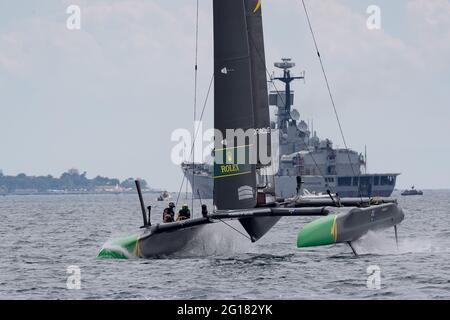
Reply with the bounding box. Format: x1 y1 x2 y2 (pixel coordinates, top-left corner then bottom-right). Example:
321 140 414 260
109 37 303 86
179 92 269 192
297 203 404 248
97 233 141 259
297 214 337 247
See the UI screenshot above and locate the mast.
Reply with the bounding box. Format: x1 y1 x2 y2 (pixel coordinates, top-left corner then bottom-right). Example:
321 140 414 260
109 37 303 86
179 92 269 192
273 58 305 131
213 0 257 211
213 0 282 242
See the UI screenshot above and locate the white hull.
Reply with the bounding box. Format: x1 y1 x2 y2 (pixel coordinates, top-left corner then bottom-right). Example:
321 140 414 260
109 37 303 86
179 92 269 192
183 170 396 199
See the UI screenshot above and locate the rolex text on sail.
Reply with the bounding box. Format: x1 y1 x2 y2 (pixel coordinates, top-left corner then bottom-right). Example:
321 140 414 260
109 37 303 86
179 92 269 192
171 121 279 174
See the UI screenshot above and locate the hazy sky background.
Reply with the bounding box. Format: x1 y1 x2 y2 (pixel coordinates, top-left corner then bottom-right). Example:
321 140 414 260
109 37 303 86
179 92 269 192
1 0 449 191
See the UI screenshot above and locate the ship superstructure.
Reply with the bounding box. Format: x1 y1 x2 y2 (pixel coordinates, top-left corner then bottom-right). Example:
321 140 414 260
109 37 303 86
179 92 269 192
182 59 399 199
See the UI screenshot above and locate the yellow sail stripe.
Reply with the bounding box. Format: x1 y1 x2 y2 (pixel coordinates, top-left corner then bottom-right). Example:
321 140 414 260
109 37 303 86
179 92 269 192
254 0 262 13
331 215 338 242
213 171 252 179
133 238 141 257
215 144 253 152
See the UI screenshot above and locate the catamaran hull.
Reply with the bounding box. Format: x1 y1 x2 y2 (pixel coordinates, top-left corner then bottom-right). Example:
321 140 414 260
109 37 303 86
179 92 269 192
98 207 331 259
138 225 205 258
98 218 213 259
97 202 403 258
297 203 404 248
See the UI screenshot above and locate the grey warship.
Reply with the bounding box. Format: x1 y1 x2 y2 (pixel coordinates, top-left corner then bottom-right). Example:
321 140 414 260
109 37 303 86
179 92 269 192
182 58 399 199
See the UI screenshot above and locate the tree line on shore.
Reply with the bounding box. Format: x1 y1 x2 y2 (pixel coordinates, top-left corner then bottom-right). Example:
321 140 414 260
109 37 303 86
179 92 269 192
0 169 148 194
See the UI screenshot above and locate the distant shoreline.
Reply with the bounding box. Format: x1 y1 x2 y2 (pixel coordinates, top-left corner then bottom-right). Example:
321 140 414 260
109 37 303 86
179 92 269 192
0 169 154 197
1 189 449 197
0 190 163 196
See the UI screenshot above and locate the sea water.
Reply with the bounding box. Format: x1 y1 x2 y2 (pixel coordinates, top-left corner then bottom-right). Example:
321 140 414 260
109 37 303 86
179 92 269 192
0 191 449 299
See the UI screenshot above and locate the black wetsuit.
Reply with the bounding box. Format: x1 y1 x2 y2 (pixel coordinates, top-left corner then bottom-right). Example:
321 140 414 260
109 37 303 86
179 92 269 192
201 205 208 218
163 207 175 223
178 208 191 220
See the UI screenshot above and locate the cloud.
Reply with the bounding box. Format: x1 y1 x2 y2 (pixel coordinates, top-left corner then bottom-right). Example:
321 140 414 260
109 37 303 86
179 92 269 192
0 0 449 189
0 0 214 188
0 1 205 78
264 0 450 188
407 0 450 67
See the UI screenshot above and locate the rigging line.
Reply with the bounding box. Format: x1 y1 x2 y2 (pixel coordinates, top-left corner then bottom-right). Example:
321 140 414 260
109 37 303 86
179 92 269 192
247 34 287 112
240 29 278 173
246 33 287 171
176 73 215 207
300 0 363 200
191 0 200 216
218 219 252 241
247 32 337 194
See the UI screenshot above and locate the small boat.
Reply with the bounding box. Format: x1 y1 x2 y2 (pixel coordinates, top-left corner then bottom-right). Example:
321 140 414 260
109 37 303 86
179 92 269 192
401 186 423 196
300 189 335 200
157 191 170 201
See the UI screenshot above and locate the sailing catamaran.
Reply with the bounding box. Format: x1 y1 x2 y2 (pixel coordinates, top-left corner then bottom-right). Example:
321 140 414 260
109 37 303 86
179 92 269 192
98 0 404 259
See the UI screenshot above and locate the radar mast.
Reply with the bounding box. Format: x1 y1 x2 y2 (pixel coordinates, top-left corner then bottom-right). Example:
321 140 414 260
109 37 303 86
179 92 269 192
273 58 305 131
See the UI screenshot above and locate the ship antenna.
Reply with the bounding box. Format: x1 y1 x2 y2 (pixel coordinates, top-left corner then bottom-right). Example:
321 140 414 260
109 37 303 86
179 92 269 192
273 58 305 130
300 0 363 202
248 30 341 196
365 145 368 174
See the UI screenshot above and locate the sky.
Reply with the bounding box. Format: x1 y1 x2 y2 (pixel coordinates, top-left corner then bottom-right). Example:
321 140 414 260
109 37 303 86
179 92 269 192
0 0 449 191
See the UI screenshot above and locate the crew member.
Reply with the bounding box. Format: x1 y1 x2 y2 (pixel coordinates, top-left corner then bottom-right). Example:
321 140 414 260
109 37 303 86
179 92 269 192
177 204 191 221
201 204 208 218
296 176 303 195
163 202 176 223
